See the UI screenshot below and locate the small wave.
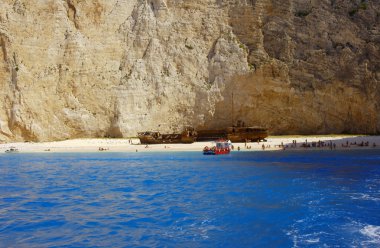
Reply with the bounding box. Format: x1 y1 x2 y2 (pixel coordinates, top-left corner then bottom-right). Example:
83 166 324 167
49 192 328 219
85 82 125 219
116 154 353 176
360 225 380 244
350 193 380 202
286 230 326 247
305 238 320 243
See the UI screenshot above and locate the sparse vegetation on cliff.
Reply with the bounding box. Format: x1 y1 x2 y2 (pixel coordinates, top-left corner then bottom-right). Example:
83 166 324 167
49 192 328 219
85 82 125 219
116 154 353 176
0 0 379 141
295 10 311 17
185 44 194 50
349 0 368 16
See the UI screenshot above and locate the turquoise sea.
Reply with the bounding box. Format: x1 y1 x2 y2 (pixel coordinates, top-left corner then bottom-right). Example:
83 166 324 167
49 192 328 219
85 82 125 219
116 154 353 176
0 150 380 247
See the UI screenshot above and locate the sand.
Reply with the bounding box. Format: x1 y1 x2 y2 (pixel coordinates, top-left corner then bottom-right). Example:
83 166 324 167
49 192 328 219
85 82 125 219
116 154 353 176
0 135 379 154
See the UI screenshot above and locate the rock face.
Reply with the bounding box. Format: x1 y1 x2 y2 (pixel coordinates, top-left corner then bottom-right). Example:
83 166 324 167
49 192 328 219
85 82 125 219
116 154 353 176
0 0 379 141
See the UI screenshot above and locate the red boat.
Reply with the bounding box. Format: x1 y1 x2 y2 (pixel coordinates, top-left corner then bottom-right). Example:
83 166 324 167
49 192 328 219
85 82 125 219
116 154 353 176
203 140 232 155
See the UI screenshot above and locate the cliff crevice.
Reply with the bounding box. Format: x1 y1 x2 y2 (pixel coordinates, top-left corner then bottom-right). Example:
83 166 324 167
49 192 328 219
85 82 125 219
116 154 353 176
0 0 379 141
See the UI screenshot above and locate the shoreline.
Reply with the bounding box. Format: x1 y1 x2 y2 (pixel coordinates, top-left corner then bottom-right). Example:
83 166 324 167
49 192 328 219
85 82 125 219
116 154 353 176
1 135 379 154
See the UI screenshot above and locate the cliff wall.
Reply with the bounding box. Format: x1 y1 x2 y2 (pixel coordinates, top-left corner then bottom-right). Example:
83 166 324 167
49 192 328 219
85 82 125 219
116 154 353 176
0 0 379 141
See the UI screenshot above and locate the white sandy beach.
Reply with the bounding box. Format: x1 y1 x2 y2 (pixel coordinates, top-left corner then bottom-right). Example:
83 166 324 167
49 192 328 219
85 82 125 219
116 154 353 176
1 135 380 153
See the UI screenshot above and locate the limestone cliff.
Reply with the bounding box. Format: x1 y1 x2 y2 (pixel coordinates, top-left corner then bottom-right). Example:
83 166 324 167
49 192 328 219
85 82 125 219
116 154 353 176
0 0 379 141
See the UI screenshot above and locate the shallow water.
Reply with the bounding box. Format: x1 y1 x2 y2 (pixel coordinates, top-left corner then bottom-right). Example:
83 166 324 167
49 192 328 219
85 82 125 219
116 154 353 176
0 150 380 247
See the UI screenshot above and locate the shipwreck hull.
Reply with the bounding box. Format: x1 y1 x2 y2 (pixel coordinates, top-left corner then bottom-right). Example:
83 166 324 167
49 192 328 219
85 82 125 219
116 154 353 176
198 127 268 142
226 133 268 142
138 132 196 144
196 130 226 141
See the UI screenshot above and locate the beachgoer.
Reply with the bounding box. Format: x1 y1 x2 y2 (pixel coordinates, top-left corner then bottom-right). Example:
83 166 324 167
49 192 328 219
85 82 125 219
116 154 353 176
262 144 265 150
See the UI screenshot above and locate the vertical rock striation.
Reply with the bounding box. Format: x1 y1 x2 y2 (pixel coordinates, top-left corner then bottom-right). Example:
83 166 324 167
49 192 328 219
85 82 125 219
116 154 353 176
0 0 379 141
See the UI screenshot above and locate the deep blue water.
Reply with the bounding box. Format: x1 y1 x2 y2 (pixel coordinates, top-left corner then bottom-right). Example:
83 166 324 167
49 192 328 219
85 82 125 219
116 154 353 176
0 150 380 247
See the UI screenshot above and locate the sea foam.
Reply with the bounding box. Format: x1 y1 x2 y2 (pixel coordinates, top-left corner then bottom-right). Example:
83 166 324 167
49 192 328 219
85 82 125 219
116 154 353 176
360 225 380 244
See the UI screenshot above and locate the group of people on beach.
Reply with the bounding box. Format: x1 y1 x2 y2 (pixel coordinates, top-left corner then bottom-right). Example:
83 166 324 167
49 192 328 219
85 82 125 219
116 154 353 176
261 144 271 150
214 138 379 151
254 138 378 151
287 139 377 150
299 140 336 149
341 141 376 148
